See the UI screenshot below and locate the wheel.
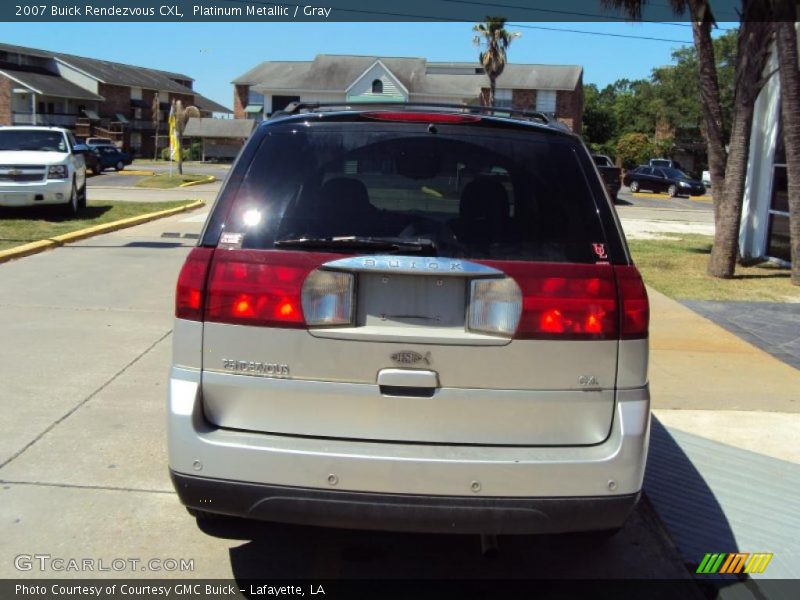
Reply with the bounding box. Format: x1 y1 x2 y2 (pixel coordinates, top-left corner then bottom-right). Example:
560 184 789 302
115 161 125 171
667 184 677 197
61 181 79 217
629 180 639 193
78 181 87 210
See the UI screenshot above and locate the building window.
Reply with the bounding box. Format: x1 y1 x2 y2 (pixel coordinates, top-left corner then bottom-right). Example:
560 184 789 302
372 79 383 94
494 89 512 108
248 90 264 105
536 90 557 114
130 87 142 101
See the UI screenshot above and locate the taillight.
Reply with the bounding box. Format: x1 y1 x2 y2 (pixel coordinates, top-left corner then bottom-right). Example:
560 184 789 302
204 251 311 328
302 270 355 326
175 247 214 321
361 111 481 124
614 265 649 339
475 261 619 340
467 277 522 337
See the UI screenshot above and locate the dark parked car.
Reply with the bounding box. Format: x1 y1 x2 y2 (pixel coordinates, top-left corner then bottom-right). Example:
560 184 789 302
592 154 621 201
89 144 132 172
623 165 705 197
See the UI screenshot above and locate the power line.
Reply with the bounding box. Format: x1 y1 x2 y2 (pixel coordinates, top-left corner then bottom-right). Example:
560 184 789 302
221 0 718 43
441 0 738 30
509 23 692 44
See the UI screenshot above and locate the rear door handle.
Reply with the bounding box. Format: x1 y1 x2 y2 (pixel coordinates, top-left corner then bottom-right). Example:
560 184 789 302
377 368 439 397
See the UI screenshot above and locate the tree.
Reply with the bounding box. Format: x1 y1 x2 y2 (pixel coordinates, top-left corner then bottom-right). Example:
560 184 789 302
603 0 772 279
707 7 771 277
151 92 161 161
616 132 653 169
172 100 201 175
773 2 800 284
473 17 520 108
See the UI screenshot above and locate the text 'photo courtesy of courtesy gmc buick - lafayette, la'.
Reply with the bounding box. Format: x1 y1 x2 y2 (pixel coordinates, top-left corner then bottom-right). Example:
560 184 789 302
168 103 650 537
0 126 88 215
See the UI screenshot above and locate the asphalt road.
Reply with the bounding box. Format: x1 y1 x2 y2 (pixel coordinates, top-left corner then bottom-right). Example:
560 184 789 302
87 162 231 189
0 210 694 583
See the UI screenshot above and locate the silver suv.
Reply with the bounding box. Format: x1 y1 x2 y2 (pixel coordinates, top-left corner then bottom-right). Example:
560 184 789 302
168 104 650 535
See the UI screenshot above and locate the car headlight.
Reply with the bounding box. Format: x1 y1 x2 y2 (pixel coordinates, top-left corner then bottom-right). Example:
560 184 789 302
679 181 690 187
47 165 69 179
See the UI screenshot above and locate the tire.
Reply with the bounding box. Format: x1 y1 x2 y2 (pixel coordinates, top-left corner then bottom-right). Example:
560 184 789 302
115 161 125 171
78 181 87 210
629 180 640 193
186 507 228 521
61 181 79 217
667 184 677 197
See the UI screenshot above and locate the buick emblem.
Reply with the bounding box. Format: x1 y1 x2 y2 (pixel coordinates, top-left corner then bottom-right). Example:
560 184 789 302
391 351 431 366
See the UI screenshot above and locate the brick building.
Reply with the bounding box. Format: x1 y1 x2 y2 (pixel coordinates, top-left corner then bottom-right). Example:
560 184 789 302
231 55 583 132
0 42 230 157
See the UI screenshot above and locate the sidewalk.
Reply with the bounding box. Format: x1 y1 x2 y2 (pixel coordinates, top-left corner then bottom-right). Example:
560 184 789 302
644 287 800 587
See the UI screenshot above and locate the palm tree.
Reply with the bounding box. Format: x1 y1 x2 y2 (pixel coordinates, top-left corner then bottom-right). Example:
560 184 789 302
708 10 771 277
151 92 161 161
473 17 520 108
172 100 201 175
773 4 800 284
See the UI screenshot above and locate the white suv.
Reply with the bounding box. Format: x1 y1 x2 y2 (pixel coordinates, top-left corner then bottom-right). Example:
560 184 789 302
0 126 88 215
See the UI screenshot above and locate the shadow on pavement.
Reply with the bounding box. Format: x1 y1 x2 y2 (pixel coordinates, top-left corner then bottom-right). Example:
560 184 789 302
0 205 112 222
646 418 744 597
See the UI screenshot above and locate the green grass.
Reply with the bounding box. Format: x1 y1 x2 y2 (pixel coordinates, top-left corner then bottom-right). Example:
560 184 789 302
135 174 210 188
0 200 194 251
629 234 799 302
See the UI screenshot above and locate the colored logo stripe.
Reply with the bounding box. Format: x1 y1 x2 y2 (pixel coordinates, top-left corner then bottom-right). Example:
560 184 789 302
696 553 773 574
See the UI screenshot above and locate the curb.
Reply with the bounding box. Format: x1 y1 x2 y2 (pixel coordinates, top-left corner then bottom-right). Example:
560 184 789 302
179 175 216 188
0 199 205 265
114 169 155 176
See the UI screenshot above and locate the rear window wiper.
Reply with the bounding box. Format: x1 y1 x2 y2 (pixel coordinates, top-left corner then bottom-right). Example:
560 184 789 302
274 236 438 255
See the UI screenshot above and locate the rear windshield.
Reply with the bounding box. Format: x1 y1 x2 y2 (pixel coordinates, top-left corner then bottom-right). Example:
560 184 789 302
218 125 608 263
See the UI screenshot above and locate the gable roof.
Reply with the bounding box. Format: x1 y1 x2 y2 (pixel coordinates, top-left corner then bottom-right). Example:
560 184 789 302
345 59 409 95
0 68 104 101
0 42 194 94
192 93 232 114
236 54 582 95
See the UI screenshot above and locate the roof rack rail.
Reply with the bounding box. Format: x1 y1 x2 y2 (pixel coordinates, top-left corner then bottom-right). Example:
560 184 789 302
269 101 552 125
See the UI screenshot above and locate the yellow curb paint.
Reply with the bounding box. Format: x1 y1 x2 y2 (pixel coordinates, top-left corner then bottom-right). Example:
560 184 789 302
179 175 216 188
0 200 205 265
114 170 155 176
632 192 713 202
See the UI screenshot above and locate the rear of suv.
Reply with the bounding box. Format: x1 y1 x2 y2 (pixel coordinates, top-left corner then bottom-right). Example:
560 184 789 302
168 104 650 535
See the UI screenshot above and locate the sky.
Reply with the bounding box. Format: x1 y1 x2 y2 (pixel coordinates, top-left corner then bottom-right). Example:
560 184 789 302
0 21 737 110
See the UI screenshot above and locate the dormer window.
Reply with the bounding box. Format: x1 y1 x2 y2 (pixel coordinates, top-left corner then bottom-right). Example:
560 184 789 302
371 79 383 94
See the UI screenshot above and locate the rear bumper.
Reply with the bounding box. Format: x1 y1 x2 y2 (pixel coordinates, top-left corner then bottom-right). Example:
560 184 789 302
172 471 640 534
168 365 650 533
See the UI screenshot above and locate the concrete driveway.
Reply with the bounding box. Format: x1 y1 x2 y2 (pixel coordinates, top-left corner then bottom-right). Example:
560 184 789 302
0 210 694 583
